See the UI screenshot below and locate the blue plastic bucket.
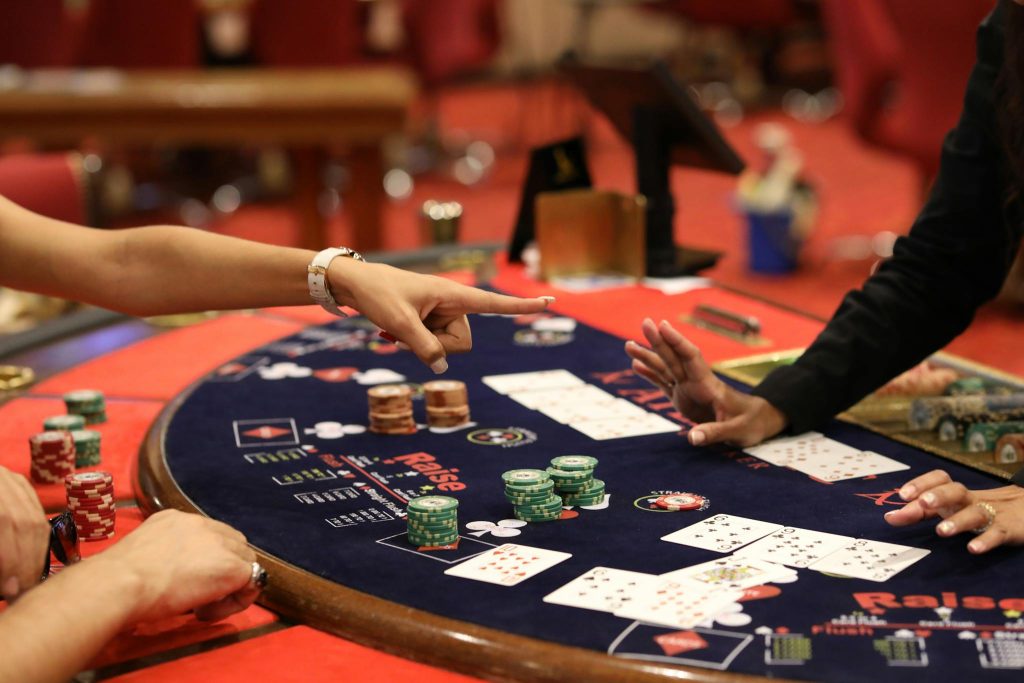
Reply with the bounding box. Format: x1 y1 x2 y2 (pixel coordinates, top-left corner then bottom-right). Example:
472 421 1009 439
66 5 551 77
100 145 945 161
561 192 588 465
746 210 800 274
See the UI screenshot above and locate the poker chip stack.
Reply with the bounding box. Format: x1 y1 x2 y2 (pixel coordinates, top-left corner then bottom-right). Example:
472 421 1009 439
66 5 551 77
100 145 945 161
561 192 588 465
406 495 459 546
548 455 605 507
423 380 470 428
367 384 416 435
63 390 107 425
503 469 563 522
70 429 102 467
43 414 86 432
65 472 116 541
28 431 76 484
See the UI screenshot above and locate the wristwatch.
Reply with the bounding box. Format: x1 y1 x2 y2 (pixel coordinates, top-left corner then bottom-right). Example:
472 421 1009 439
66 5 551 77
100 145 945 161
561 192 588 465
307 246 365 316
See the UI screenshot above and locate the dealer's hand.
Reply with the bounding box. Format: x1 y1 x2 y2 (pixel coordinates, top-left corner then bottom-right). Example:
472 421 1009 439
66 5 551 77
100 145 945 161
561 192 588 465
92 509 261 624
329 259 553 374
885 469 1024 554
625 318 787 447
0 466 50 600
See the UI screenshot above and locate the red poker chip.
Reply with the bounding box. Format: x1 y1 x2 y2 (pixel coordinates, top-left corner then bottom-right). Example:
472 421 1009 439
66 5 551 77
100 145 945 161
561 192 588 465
65 472 113 486
73 514 115 524
65 488 115 498
69 499 116 509
81 533 115 542
654 493 704 511
67 497 114 506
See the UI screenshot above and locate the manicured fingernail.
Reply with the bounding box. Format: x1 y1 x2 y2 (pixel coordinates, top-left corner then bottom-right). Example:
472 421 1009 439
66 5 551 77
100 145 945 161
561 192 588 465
937 520 955 535
539 296 555 307
921 492 936 506
378 331 397 342
884 510 896 518
899 485 916 501
690 429 706 445
2 576 19 600
431 358 448 374
968 540 985 554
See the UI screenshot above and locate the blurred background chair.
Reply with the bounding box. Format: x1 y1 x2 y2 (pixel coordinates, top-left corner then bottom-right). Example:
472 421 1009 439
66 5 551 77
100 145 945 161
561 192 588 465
0 153 92 332
0 0 79 68
249 0 364 67
821 0 993 188
76 0 201 69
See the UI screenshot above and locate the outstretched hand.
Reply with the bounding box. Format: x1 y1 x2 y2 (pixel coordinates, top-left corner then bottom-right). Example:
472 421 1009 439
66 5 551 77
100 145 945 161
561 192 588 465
885 470 1024 554
330 260 552 373
624 318 787 447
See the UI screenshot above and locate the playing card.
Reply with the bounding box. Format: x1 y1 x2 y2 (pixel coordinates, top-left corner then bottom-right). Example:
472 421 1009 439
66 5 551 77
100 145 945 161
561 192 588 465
661 556 795 590
786 450 910 483
745 431 834 466
443 543 571 586
661 514 783 553
735 526 854 569
508 384 618 410
614 578 744 630
482 370 584 395
543 566 658 613
809 539 930 582
570 413 680 440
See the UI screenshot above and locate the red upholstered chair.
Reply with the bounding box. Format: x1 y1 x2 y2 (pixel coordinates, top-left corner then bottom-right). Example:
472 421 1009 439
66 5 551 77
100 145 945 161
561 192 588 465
249 0 364 67
0 0 78 68
0 154 88 225
401 0 501 87
653 0 797 30
76 0 201 69
821 0 993 182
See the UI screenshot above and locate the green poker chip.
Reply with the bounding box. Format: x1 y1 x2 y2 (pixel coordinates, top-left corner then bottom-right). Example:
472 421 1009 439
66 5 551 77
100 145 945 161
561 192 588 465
502 469 549 486
504 479 555 495
514 509 562 522
550 455 598 471
514 496 563 512
553 479 595 493
408 495 459 514
43 415 86 431
408 532 459 545
405 524 458 532
546 467 591 482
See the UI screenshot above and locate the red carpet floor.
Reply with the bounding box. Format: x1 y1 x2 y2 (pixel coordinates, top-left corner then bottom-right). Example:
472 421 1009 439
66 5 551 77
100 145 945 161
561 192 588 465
209 83 1023 376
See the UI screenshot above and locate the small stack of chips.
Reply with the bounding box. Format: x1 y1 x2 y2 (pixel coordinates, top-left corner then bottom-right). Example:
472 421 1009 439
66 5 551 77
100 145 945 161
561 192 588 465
43 414 86 432
65 472 116 541
423 380 470 428
503 469 563 522
367 384 416 434
28 431 75 484
406 495 459 546
548 455 605 507
63 390 107 425
70 429 102 467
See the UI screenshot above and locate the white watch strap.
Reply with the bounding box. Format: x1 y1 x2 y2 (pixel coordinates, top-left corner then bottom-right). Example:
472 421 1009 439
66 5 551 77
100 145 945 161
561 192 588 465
307 247 363 316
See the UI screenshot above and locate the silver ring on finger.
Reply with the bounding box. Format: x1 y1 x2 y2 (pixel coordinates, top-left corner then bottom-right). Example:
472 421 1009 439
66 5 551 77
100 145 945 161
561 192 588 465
249 561 269 590
974 502 997 535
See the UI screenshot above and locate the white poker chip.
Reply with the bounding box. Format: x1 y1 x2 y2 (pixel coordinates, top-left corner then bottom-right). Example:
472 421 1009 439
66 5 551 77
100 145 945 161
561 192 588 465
716 612 752 627
490 528 522 538
465 521 497 531
496 519 527 528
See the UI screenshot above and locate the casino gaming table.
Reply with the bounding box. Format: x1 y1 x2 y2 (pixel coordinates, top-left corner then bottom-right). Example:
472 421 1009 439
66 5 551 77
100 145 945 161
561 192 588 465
4 257 1024 682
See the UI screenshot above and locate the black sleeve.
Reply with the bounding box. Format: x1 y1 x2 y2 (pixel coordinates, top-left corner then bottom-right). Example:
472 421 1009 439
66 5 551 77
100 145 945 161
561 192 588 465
752 2 1023 434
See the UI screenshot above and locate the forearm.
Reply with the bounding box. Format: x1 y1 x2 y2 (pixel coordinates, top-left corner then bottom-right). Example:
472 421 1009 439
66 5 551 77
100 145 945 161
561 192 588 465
0 557 141 683
0 194 335 316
